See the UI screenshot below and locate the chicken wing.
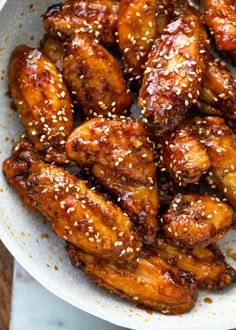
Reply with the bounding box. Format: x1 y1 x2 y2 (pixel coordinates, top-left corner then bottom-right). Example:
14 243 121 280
2 137 40 209
155 236 236 290
161 193 235 248
66 117 159 244
193 116 236 210
9 45 73 164
68 244 197 315
118 0 171 83
62 34 132 119
157 121 210 186
203 0 236 52
197 57 236 119
27 162 142 261
40 34 66 71
43 0 119 47
138 13 209 136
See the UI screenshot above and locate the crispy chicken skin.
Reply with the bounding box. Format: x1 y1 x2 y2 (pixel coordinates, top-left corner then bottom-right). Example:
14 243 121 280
27 162 142 261
66 117 159 244
9 45 73 164
203 0 236 52
40 34 66 71
62 34 132 119
157 122 211 186
118 0 171 82
68 244 197 315
138 13 209 136
2 137 40 209
43 0 119 47
197 57 236 119
193 116 236 210
162 193 235 248
155 237 236 290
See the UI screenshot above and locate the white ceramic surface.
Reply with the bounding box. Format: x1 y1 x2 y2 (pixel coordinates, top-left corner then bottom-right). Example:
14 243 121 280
0 1 236 329
0 0 6 10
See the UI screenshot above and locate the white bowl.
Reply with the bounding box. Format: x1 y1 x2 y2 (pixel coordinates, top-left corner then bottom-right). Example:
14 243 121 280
0 1 236 329
0 0 7 11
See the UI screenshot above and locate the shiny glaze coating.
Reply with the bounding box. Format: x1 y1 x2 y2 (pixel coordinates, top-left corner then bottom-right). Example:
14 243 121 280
155 237 236 290
66 117 159 244
204 0 236 52
162 193 235 248
27 162 142 261
43 0 119 47
9 45 73 164
118 0 171 82
198 57 236 119
193 116 236 210
69 244 197 315
62 34 132 118
40 34 66 71
138 13 209 135
157 121 211 186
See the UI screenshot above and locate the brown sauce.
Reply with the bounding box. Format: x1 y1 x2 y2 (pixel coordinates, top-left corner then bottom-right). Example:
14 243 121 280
226 248 236 261
136 304 153 315
204 297 213 304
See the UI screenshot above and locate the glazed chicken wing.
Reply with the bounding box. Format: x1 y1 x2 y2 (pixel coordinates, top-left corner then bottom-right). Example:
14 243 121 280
68 244 197 315
2 137 40 209
27 162 142 261
118 0 171 82
40 34 66 71
43 0 119 47
193 116 236 210
157 121 210 186
9 45 73 164
138 13 209 136
161 193 235 248
197 57 236 119
203 0 236 52
155 237 236 290
62 34 132 119
66 117 159 244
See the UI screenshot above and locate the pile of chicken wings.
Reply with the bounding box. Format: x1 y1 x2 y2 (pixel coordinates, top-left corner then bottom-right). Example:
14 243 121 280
3 0 236 315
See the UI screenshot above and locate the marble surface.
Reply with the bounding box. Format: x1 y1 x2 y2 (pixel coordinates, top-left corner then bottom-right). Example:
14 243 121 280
11 262 129 330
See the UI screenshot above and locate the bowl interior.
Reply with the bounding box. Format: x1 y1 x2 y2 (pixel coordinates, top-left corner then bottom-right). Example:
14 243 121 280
0 1 236 329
